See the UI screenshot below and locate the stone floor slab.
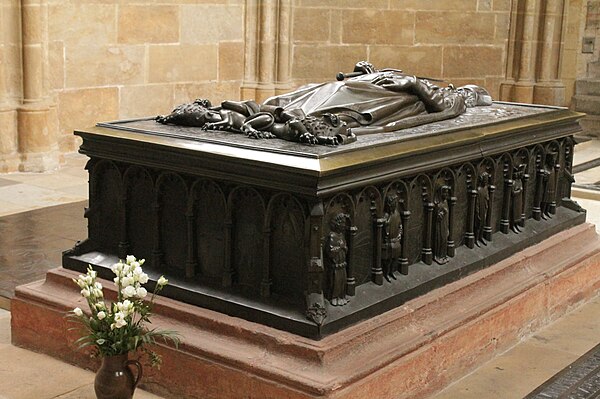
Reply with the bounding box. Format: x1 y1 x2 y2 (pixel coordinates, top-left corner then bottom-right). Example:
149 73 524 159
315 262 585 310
527 299 600 356
433 341 581 399
0 183 85 209
0 201 87 299
573 139 600 168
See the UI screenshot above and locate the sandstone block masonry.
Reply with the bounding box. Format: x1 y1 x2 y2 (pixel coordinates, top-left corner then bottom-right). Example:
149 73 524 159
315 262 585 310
0 0 590 172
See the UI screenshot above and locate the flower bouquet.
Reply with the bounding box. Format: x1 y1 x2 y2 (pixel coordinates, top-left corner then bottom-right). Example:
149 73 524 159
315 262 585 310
69 255 179 399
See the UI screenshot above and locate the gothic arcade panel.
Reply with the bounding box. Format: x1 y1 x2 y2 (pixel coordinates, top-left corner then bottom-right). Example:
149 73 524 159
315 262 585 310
125 167 154 263
269 195 306 302
406 180 424 264
454 166 472 247
158 173 188 277
231 188 264 295
90 161 121 252
353 188 380 285
194 180 226 283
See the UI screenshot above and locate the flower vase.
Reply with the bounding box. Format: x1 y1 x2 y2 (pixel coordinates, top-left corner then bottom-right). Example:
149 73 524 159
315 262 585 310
94 354 142 399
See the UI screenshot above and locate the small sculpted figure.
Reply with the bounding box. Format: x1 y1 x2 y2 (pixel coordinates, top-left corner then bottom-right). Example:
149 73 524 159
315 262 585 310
474 172 491 246
381 195 403 281
156 61 492 145
511 164 526 233
541 153 559 219
433 186 450 265
325 213 349 306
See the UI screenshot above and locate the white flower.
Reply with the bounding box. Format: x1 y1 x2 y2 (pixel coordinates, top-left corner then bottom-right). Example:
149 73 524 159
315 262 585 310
74 276 87 289
126 255 136 263
138 273 149 284
122 285 136 298
139 259 145 265
111 262 124 274
97 311 106 320
93 288 103 298
73 307 83 317
133 266 143 276
113 312 127 329
113 276 120 284
89 270 97 279
96 338 105 345
94 282 102 290
136 287 147 298
110 261 125 274
121 276 134 287
122 264 132 275
81 289 90 298
95 302 105 310
157 276 168 286
83 275 93 285
117 300 133 313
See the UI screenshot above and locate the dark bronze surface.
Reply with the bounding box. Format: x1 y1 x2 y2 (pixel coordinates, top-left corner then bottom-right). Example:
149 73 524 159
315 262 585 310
155 61 493 145
65 101 585 339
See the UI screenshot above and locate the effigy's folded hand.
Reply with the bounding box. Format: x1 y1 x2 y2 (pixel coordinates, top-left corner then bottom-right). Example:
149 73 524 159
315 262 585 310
353 61 376 75
372 73 416 92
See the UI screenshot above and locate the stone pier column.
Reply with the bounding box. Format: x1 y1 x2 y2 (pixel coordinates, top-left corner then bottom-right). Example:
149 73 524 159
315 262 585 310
241 0 293 102
501 0 541 103
501 0 569 106
17 0 59 172
0 0 20 172
533 0 566 105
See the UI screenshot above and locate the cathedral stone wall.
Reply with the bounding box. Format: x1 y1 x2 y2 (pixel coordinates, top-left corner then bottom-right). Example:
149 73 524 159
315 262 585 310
0 0 591 173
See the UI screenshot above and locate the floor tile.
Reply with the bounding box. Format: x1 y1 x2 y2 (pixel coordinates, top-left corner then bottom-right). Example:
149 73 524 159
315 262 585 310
574 165 600 185
0 201 30 217
14 174 87 191
53 383 163 398
0 201 87 298
0 178 18 188
0 345 93 399
573 140 600 167
0 183 85 209
527 298 600 356
0 312 10 345
433 343 580 399
57 184 89 199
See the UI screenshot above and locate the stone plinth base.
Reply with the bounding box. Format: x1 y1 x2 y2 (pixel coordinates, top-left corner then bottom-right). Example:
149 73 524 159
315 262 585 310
11 223 600 399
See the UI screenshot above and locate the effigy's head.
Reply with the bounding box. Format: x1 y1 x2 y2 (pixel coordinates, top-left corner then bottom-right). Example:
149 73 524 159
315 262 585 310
456 85 493 107
156 98 213 127
303 113 349 141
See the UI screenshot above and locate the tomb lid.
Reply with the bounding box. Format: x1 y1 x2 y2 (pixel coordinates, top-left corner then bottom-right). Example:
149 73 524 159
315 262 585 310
76 102 582 197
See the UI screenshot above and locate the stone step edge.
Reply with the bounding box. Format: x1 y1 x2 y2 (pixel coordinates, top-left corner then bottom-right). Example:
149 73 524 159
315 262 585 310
11 223 600 398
